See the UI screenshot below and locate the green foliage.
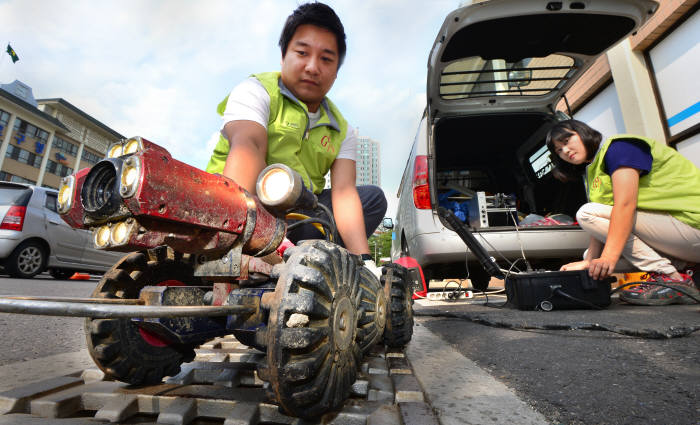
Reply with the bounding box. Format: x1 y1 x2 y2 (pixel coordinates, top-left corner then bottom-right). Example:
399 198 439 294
368 230 392 262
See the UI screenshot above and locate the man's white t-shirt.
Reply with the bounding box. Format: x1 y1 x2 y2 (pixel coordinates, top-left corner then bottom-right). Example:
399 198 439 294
220 77 357 161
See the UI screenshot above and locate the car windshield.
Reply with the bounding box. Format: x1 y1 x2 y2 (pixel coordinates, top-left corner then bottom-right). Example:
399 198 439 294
440 54 576 99
0 187 32 206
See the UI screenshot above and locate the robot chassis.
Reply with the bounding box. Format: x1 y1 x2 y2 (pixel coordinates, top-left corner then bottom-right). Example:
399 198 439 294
0 137 413 419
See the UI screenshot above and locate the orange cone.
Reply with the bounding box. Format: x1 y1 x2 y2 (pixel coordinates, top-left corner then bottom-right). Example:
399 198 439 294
70 272 91 280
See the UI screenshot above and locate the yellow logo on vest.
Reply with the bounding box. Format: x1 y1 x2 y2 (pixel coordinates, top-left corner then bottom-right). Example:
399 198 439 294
284 121 300 129
591 176 602 190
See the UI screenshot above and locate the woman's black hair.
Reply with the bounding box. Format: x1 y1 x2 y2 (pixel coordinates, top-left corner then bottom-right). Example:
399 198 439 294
279 2 347 69
545 119 603 182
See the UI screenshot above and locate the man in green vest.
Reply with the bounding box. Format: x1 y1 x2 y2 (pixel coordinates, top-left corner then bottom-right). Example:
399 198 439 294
206 2 387 272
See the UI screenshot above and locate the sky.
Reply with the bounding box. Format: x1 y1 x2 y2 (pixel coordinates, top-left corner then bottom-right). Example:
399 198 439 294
0 0 464 217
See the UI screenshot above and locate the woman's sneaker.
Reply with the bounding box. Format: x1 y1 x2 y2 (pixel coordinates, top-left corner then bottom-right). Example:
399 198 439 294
619 272 699 305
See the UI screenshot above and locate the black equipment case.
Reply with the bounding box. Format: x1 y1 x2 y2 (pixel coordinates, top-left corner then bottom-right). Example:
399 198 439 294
438 208 613 311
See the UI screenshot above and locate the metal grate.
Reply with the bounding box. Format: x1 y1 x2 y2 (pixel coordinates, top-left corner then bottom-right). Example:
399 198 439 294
440 55 577 100
0 337 437 425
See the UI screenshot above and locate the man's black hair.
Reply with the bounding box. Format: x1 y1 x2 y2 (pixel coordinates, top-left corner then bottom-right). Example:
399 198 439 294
279 2 347 69
545 119 603 182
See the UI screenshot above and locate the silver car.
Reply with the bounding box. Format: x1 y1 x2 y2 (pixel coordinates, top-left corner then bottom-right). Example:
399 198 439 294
0 182 123 279
391 0 658 288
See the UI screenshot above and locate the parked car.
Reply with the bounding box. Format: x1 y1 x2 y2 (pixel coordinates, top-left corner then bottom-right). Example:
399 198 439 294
391 0 658 289
0 182 123 279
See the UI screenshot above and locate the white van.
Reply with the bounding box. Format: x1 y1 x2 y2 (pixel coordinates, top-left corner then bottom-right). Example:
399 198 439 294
391 0 658 289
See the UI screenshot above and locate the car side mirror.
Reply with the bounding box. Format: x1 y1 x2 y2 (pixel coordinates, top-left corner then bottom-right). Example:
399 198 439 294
382 217 394 229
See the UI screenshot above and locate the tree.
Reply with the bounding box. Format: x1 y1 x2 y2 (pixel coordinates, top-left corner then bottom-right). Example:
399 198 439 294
368 230 392 263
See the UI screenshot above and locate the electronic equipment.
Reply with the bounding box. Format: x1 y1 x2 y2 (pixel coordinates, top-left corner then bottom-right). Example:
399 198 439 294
467 192 518 229
438 207 613 311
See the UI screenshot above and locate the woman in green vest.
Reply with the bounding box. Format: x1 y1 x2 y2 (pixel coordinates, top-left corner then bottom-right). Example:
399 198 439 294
546 119 700 305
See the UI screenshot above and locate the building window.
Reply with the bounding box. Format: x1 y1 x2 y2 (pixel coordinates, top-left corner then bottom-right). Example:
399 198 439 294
12 118 48 143
6 144 42 168
10 175 35 185
81 150 101 166
47 160 73 177
54 136 79 157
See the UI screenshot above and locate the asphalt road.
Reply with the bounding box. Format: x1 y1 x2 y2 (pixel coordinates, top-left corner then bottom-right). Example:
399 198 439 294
0 273 99 366
0 274 698 424
414 300 700 425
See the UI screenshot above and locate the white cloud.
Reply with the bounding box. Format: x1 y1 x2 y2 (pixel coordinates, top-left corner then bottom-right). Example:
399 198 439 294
0 0 459 202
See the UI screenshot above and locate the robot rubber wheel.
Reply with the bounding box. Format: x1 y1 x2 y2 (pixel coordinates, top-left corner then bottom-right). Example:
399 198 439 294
261 240 362 419
381 263 414 348
85 246 203 385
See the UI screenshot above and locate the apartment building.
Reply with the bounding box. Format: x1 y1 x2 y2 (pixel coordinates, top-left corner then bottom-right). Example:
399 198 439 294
356 136 380 186
0 80 123 189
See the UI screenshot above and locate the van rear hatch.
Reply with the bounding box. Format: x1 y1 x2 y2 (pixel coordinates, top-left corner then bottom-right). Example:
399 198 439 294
427 0 659 118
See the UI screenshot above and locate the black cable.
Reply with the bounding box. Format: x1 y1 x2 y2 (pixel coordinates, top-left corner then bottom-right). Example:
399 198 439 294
316 203 340 242
414 310 700 339
287 217 333 233
612 281 700 303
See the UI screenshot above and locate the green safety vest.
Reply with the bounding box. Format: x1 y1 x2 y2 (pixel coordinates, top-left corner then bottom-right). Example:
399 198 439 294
586 135 700 230
206 72 348 194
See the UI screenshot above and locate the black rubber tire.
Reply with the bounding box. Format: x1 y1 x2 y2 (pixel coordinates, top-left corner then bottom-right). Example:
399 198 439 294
6 240 46 279
382 263 414 348
49 268 73 280
85 246 203 385
232 329 266 352
356 265 387 353
263 240 362 419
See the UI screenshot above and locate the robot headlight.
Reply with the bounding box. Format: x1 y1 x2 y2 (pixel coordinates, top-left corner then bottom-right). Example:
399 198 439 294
106 143 123 159
119 156 141 198
94 225 111 248
256 163 315 212
122 138 143 155
57 176 75 214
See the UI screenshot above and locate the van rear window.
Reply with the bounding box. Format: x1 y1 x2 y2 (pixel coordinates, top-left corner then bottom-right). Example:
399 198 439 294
440 54 575 100
0 187 33 206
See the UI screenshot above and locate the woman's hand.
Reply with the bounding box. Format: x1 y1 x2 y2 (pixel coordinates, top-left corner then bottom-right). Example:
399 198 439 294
588 255 617 280
560 260 590 271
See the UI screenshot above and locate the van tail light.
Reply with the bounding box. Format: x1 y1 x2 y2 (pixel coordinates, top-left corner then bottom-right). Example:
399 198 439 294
412 155 431 209
1 206 27 231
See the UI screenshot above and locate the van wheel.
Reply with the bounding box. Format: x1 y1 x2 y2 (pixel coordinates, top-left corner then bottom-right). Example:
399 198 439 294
85 247 201 385
49 268 73 280
6 241 46 279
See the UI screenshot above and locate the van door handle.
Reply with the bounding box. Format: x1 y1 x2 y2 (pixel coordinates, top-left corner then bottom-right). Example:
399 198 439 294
48 219 61 225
